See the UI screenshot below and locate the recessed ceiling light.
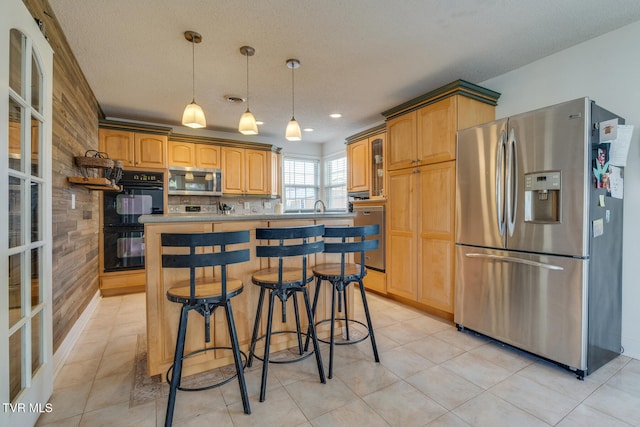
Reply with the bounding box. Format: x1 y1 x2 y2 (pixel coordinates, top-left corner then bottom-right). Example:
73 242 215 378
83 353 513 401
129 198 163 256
303 128 314 132
329 113 342 118
256 121 264 125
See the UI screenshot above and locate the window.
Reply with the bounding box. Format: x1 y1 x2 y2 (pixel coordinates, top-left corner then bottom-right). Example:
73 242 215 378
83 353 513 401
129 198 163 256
283 157 319 212
324 155 347 211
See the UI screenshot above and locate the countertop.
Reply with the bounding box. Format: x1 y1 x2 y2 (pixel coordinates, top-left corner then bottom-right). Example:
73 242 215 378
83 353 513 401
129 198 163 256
139 212 355 223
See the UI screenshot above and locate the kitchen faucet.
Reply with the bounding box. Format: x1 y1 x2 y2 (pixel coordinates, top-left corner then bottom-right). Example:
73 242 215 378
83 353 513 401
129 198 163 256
314 199 326 213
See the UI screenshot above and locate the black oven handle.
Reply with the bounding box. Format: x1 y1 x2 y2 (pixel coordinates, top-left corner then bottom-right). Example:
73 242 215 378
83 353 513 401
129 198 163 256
120 183 164 191
103 224 145 232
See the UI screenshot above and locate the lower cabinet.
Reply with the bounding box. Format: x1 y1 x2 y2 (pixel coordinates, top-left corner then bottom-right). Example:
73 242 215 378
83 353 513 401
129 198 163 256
362 269 387 295
99 271 145 296
387 161 455 317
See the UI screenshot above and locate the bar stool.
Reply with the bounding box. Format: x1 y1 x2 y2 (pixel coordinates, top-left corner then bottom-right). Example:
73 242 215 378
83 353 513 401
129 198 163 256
307 224 380 379
248 224 326 402
162 231 251 427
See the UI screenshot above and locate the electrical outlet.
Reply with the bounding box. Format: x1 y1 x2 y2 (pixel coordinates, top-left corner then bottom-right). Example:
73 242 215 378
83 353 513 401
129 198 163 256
244 202 250 210
71 194 76 209
264 201 271 209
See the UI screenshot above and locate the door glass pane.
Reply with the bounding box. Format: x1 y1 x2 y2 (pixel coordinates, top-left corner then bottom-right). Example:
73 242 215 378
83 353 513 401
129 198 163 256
31 247 41 305
9 253 23 328
9 329 23 402
31 117 41 177
32 311 42 374
31 53 42 112
31 182 41 242
9 176 23 248
9 29 23 95
8 98 24 172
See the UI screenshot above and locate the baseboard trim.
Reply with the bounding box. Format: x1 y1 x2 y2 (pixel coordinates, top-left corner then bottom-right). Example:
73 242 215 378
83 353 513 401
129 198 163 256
52 290 101 380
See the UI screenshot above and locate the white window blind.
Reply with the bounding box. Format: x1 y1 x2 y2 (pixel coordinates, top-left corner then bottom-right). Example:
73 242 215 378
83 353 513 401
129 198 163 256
283 158 319 211
324 155 347 211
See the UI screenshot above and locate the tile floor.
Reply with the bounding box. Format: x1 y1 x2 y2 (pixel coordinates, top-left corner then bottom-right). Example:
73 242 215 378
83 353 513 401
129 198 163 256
36 291 640 427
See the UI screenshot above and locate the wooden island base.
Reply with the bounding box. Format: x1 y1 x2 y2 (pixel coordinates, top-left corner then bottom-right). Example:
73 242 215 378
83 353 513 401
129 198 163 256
143 215 354 379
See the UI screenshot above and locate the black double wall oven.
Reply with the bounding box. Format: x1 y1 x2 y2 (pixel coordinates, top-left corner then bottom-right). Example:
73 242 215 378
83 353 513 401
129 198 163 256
102 170 164 272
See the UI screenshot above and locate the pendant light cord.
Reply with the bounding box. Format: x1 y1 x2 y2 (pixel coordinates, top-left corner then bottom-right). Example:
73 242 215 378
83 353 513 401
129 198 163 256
246 52 250 110
191 37 196 102
291 64 295 118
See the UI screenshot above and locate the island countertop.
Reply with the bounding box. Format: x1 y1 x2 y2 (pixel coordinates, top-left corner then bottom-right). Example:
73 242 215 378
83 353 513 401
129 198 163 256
139 211 355 223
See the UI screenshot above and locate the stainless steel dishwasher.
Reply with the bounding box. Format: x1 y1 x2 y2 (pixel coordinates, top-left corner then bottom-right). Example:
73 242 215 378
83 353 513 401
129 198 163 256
353 205 385 271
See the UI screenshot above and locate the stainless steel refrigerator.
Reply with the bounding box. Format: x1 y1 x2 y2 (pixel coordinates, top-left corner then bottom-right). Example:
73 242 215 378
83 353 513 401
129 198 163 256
455 97 624 379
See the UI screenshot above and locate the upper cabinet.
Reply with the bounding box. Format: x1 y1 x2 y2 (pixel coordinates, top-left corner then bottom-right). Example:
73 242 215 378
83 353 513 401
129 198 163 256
196 144 220 169
167 141 194 167
347 138 369 193
384 81 500 171
221 147 278 196
99 120 281 194
168 141 220 169
99 128 167 169
346 125 386 199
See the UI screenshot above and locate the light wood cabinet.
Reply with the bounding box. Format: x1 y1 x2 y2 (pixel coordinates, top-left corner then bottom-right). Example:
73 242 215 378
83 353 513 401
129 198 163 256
387 114 417 171
168 141 220 169
196 144 220 168
383 80 499 319
347 138 370 193
387 94 495 171
268 151 281 197
221 146 270 195
346 126 386 199
387 161 455 314
387 168 418 300
99 128 167 168
167 141 194 167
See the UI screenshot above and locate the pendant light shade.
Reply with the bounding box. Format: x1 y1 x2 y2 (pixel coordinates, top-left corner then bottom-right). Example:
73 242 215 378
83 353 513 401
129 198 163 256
182 31 206 129
238 46 258 135
285 58 302 141
182 101 206 129
285 118 301 141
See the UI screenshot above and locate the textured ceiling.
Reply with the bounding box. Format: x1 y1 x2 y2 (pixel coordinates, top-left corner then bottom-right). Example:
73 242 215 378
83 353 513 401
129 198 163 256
47 0 640 145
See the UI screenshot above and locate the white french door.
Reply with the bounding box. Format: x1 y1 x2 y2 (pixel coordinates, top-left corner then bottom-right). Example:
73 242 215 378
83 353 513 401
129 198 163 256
1 1 54 426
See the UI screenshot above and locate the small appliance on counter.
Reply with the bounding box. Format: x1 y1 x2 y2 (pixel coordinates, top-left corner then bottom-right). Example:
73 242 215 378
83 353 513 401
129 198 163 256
218 201 234 215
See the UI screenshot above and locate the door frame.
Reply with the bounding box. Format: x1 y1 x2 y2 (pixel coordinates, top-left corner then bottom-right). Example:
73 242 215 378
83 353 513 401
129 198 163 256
1 1 54 425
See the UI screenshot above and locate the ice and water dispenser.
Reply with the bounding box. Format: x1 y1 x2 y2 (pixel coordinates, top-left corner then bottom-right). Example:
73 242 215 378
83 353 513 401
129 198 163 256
524 171 561 223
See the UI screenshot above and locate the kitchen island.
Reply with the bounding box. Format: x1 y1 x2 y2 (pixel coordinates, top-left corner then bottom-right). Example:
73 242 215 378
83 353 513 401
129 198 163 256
140 212 354 378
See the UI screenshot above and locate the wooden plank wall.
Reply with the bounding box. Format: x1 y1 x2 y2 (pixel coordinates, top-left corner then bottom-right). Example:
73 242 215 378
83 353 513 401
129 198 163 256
22 0 104 352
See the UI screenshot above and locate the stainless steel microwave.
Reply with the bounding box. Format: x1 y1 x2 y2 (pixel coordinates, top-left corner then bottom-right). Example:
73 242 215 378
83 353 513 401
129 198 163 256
168 166 222 196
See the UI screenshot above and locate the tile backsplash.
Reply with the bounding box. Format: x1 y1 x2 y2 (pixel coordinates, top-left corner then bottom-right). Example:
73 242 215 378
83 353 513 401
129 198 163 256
168 195 278 215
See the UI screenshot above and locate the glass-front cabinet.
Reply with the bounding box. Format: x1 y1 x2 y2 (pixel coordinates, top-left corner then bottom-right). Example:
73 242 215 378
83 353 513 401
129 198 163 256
370 135 385 198
346 125 386 200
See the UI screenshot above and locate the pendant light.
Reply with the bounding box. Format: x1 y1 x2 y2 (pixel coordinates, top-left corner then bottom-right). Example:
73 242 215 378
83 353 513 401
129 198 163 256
238 46 258 135
285 58 302 141
182 30 206 129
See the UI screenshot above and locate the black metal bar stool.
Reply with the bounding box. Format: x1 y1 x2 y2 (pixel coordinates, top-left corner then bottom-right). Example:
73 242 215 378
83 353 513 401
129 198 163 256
306 224 380 379
162 230 251 427
248 224 326 402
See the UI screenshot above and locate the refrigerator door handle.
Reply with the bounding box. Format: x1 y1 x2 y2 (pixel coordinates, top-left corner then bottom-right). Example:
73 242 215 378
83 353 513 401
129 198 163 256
464 252 564 271
496 130 507 237
506 128 518 237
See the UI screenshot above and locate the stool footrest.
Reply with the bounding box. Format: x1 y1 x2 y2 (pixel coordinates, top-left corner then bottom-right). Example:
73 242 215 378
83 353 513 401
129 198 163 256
315 318 370 346
166 346 248 392
250 330 317 364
